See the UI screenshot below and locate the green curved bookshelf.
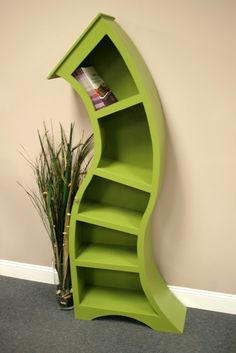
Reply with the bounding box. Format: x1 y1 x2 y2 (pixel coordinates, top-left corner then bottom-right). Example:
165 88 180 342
48 13 186 333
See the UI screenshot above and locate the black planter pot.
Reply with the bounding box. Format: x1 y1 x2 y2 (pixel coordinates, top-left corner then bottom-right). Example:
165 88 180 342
56 285 74 310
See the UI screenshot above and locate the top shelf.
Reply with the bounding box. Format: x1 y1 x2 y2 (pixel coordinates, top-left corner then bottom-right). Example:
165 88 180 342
77 35 139 102
94 94 142 118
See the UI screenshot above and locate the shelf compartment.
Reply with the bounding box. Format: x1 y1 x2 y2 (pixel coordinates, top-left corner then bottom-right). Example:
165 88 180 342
75 243 138 272
95 158 152 192
77 268 156 319
81 176 149 212
74 222 137 258
77 201 142 235
78 35 139 101
79 285 156 318
77 222 137 247
77 176 149 233
79 267 142 290
98 103 153 173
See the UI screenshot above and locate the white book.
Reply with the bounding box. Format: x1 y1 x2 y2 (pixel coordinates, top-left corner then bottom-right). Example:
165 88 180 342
79 66 105 90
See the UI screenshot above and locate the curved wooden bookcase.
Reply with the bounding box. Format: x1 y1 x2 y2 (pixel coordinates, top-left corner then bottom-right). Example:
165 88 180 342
48 13 186 333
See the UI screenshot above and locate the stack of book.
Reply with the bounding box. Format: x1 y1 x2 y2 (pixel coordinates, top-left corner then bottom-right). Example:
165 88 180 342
72 66 117 110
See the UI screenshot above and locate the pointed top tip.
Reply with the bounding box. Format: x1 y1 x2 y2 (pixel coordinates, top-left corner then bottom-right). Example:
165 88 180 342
48 13 116 79
96 13 115 21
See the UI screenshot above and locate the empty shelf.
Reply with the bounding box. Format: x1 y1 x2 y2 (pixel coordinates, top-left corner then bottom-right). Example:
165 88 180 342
95 159 152 192
80 285 157 317
77 202 143 235
75 243 138 272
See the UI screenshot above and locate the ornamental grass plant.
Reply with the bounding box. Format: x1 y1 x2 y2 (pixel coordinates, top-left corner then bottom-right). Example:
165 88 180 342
20 123 93 307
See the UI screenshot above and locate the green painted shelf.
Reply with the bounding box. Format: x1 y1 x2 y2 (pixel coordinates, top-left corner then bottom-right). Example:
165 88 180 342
48 13 186 333
77 201 142 235
95 159 152 192
94 93 142 119
79 286 156 318
75 243 138 272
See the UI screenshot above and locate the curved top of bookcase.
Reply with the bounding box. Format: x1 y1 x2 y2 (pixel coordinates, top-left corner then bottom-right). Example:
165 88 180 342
48 13 115 79
48 13 166 200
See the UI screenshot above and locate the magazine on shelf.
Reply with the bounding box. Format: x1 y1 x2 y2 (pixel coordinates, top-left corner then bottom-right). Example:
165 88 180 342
72 66 117 110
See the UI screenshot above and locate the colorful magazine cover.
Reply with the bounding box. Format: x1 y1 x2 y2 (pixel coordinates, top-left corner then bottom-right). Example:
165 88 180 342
73 66 117 110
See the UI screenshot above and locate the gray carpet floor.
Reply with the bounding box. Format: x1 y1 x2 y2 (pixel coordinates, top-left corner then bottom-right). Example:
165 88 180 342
0 276 236 353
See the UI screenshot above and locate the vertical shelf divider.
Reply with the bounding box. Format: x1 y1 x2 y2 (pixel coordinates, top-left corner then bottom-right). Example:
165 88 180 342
48 13 186 333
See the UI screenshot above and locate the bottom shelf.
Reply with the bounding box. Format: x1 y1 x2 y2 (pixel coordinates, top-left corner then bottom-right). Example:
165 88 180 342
79 285 157 318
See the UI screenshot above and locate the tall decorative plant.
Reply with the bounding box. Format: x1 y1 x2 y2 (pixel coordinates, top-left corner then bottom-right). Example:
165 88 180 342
20 123 93 307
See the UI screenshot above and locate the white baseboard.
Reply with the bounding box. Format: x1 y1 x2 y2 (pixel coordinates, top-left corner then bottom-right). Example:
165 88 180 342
0 259 235 315
0 259 58 285
169 285 236 315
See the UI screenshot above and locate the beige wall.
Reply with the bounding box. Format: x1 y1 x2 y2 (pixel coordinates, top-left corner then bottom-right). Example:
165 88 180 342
1 0 236 294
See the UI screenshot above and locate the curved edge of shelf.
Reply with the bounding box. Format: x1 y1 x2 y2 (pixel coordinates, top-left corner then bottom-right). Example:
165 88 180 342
138 219 187 333
105 18 186 332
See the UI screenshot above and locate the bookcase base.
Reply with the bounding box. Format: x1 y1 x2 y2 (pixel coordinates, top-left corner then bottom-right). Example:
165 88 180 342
75 307 185 334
